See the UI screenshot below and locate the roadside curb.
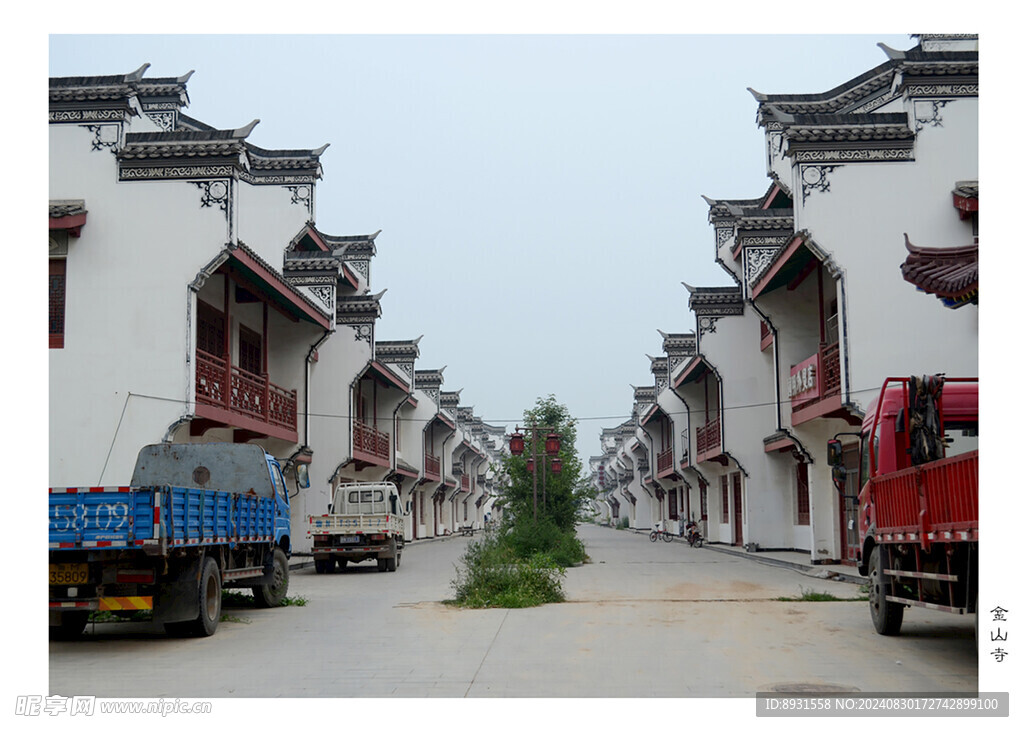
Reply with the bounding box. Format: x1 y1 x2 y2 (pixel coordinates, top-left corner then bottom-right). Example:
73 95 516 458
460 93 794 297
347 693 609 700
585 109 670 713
701 543 868 585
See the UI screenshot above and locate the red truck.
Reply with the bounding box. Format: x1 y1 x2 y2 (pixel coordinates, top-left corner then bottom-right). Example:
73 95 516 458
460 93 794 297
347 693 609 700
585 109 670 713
828 375 978 635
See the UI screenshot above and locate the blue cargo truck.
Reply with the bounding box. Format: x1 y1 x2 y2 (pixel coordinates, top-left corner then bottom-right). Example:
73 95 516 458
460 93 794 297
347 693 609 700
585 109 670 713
49 443 296 639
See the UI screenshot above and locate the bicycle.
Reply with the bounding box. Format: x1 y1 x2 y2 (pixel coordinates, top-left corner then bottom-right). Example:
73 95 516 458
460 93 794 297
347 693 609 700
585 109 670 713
649 524 674 542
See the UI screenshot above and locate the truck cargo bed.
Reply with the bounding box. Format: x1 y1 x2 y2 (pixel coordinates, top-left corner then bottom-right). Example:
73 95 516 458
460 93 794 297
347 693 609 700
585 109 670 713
49 485 276 551
871 450 978 543
308 513 404 534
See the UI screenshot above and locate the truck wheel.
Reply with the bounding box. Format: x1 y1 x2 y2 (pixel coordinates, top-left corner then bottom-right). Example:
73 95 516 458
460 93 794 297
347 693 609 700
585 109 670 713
377 558 387 572
869 545 904 636
314 558 329 574
49 611 89 641
167 556 222 638
337 559 348 572
193 556 222 637
253 547 289 608
385 556 397 572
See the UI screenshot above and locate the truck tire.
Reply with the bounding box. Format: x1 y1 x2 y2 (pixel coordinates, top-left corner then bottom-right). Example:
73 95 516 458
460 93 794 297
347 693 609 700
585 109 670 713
377 558 387 572
254 548 289 608
49 611 89 641
869 545 904 636
385 556 397 572
337 558 348 572
166 556 222 637
314 558 330 574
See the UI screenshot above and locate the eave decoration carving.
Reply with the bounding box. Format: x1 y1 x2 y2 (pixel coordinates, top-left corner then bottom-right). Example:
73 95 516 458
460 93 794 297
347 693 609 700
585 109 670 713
744 245 782 287
287 185 313 214
308 285 334 312
913 100 951 131
193 179 231 214
85 124 120 154
50 109 133 124
799 165 838 204
337 292 384 344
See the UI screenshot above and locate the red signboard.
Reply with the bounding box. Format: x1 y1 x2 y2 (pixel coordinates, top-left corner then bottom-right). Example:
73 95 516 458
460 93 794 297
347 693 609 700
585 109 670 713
789 353 821 409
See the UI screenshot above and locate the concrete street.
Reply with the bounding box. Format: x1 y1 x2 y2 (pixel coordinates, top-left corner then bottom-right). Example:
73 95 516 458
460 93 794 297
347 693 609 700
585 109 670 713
49 523 976 698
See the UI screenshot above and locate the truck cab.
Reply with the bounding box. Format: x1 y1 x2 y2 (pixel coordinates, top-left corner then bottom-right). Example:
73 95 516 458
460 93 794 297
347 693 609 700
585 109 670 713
309 482 405 573
333 483 404 517
265 453 292 554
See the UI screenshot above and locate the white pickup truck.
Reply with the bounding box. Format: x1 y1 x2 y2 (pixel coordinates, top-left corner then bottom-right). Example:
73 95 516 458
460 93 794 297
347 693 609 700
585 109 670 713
307 482 405 573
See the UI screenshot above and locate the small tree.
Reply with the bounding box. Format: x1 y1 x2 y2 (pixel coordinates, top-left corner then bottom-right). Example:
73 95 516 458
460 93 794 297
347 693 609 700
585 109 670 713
496 395 594 532
449 395 591 606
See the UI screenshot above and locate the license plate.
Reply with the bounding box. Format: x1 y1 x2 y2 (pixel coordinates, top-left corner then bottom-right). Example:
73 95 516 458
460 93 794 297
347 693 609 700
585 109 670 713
50 563 88 585
335 536 361 544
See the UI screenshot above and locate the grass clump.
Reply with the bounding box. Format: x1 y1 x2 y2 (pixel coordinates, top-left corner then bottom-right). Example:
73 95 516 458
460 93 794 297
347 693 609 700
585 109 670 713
221 589 308 608
88 609 153 623
776 585 866 602
448 521 569 608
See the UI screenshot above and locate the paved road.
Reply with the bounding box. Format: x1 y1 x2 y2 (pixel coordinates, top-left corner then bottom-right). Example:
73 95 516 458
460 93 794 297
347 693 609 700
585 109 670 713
49 523 976 698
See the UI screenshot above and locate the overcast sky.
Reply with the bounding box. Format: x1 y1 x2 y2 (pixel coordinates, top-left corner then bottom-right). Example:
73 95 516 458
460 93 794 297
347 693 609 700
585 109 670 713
48 32 921 459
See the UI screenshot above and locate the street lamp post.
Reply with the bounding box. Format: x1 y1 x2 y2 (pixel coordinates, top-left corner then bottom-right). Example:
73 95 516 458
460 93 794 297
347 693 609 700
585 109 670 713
509 424 561 520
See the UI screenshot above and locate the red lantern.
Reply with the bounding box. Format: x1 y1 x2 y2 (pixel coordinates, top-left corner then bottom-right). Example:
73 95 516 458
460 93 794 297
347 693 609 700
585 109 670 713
551 458 563 474
509 431 525 456
545 432 561 456
526 458 535 473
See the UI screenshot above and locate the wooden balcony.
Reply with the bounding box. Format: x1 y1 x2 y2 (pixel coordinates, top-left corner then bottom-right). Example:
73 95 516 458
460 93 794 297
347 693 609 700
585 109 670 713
696 417 722 462
820 341 841 397
424 453 441 481
791 342 844 425
461 474 470 492
194 348 297 442
353 419 390 468
760 320 773 351
656 447 675 477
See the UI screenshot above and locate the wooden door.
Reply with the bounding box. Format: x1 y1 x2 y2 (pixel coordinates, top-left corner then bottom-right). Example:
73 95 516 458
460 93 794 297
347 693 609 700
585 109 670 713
732 472 743 546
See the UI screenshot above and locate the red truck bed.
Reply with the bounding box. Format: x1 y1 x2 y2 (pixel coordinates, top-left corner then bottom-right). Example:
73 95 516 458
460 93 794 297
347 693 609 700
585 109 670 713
871 450 978 547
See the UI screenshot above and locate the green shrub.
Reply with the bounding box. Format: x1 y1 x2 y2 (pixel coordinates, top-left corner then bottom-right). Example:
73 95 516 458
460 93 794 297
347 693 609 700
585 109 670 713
448 525 567 608
502 518 585 567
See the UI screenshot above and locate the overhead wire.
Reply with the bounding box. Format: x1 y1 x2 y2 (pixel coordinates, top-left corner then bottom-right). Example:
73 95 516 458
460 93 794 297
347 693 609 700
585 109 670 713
113 386 886 426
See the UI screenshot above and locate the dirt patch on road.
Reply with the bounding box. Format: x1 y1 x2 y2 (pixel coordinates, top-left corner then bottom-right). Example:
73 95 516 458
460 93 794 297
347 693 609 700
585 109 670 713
662 580 773 601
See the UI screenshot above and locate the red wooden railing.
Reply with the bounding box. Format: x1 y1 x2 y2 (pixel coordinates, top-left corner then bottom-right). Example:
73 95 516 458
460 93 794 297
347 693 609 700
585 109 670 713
196 348 297 431
353 420 389 461
791 342 842 415
820 342 841 398
696 417 721 455
230 367 265 420
267 382 297 429
461 474 470 492
424 453 441 479
657 447 674 474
